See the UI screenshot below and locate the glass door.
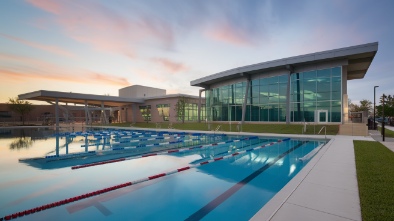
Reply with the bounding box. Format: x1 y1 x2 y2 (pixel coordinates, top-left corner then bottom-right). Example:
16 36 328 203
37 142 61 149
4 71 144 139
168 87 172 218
317 110 328 123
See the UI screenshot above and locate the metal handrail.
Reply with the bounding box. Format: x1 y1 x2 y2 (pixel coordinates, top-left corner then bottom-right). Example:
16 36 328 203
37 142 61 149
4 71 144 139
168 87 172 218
318 126 327 142
215 125 221 131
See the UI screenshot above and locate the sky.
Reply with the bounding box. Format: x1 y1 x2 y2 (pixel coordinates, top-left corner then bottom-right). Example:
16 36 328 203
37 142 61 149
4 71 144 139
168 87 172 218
0 0 393 105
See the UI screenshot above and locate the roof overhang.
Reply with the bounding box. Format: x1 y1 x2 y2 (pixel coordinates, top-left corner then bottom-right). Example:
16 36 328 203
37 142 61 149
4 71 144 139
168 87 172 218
191 42 378 87
144 93 201 100
18 90 144 107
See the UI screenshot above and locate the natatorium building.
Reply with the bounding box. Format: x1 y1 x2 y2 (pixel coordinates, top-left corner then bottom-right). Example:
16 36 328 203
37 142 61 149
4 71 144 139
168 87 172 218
191 42 378 124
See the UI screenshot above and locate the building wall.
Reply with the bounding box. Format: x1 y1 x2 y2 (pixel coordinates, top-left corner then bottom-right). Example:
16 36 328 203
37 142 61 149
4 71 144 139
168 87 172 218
122 97 203 123
119 85 166 98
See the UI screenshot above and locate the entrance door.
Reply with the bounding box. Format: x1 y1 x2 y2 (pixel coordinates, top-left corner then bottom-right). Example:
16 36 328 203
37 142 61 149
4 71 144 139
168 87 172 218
317 110 328 123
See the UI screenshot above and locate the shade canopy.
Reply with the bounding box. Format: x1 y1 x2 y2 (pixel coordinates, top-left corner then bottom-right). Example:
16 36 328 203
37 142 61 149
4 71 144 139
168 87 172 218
18 90 144 107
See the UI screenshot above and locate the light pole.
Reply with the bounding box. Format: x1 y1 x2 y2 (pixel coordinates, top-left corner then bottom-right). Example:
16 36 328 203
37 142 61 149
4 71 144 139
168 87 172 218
374 86 379 130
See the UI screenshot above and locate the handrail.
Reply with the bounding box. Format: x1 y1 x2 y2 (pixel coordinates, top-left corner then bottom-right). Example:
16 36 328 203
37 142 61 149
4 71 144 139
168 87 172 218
215 125 221 131
318 126 327 142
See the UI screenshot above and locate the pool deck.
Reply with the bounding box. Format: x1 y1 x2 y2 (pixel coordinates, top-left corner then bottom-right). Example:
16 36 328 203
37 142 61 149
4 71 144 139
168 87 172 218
250 135 370 221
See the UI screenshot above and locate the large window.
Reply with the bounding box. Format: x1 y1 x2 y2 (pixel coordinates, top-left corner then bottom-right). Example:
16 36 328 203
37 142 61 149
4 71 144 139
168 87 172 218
206 82 245 122
177 103 199 121
246 75 288 122
139 105 151 121
206 74 288 122
156 104 169 121
185 103 198 121
290 67 342 122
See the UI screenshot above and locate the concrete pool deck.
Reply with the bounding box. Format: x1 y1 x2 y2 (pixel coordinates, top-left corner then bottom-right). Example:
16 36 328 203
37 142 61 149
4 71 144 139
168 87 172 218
250 135 372 221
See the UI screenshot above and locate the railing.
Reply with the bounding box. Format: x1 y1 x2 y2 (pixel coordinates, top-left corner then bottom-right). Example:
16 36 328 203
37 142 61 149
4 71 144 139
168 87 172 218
215 125 221 131
318 126 327 142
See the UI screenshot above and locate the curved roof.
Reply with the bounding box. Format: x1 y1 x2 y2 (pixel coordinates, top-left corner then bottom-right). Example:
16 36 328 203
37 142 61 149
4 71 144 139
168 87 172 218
191 42 378 88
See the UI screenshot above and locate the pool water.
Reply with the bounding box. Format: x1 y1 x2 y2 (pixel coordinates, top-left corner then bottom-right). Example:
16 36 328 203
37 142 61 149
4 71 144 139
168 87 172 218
0 128 325 220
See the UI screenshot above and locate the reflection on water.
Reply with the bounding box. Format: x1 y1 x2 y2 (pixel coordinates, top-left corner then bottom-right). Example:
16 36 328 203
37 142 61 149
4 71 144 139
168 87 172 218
9 137 34 150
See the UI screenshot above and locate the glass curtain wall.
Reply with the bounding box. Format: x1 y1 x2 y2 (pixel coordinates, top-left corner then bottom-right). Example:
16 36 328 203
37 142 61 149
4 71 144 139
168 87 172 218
290 67 342 122
206 82 246 121
206 75 288 122
247 75 288 122
205 67 341 123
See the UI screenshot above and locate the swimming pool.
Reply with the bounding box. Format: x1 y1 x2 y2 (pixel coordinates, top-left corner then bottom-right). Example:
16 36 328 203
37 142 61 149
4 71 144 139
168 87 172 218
0 127 326 220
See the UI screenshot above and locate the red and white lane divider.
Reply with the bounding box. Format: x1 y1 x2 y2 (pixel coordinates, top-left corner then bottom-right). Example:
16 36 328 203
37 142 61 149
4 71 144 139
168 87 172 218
2 138 289 220
71 137 258 170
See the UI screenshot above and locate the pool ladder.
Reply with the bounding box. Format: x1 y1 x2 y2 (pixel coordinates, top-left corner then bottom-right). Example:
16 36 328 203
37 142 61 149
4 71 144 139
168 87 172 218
215 125 221 131
318 126 327 143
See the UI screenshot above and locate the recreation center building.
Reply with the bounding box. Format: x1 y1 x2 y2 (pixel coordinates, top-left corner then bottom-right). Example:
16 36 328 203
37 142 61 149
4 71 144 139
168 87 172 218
191 42 378 125
1 42 377 127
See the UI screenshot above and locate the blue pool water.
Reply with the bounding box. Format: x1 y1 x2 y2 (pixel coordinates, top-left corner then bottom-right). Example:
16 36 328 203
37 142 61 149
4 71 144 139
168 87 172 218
0 128 326 220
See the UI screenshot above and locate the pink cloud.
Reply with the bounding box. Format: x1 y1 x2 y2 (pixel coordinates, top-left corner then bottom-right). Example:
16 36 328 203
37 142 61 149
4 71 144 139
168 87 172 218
205 24 255 46
0 53 130 87
26 0 175 56
87 71 130 87
27 0 62 14
0 33 75 58
151 58 188 73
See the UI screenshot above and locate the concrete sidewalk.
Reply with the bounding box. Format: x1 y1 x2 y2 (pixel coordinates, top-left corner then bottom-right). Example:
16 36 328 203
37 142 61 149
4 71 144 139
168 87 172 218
251 135 373 221
369 129 394 152
381 124 394 132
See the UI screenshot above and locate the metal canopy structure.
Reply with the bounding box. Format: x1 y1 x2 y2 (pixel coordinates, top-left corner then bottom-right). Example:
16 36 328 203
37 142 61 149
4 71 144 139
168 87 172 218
190 42 378 88
18 90 144 107
18 90 145 127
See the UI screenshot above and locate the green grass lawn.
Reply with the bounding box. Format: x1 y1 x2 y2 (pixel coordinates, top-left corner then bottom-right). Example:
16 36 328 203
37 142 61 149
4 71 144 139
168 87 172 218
109 122 339 135
377 126 394 138
354 140 394 220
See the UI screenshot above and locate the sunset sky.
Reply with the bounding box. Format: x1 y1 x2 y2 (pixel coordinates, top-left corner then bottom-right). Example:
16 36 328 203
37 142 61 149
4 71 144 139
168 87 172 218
1 0 393 105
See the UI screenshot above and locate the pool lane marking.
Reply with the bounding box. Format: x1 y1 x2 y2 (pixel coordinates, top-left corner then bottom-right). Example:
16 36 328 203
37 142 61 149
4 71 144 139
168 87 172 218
1 138 289 220
71 136 260 170
46 134 227 159
185 140 309 221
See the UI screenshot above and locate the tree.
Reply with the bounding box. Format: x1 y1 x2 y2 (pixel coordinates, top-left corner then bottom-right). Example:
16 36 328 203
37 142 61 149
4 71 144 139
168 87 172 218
7 98 34 125
175 96 189 123
349 99 372 115
376 94 394 117
359 99 372 114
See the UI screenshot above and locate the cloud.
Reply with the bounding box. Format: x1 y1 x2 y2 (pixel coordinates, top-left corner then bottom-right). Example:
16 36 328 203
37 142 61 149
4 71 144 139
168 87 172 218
26 0 276 54
151 58 188 73
26 0 176 56
26 0 62 14
0 33 75 58
205 24 255 46
0 52 130 87
87 71 130 87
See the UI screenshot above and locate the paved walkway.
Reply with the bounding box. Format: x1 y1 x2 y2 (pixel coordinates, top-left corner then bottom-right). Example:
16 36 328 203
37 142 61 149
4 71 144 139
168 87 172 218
369 128 394 152
251 135 373 221
382 124 394 132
